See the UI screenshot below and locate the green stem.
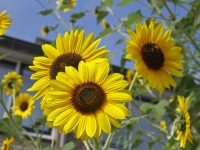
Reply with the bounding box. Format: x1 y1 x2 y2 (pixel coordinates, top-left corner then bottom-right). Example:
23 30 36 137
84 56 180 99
38 123 45 149
92 138 101 150
103 133 114 150
0 91 36 150
47 0 70 31
128 72 138 91
83 140 90 150
12 88 15 116
162 0 200 53
20 127 36 145
170 120 176 137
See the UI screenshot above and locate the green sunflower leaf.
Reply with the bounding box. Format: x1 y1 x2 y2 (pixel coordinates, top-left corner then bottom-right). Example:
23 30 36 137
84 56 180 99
49 24 59 31
162 137 178 150
140 100 169 121
123 131 143 149
14 115 22 126
62 142 75 150
71 12 85 20
38 9 53 16
121 115 148 127
115 38 125 45
116 0 138 6
59 4 72 11
195 14 200 26
97 10 108 24
149 121 168 136
101 0 113 7
98 28 112 38
122 10 143 27
41 147 55 150
0 118 16 138
0 54 9 60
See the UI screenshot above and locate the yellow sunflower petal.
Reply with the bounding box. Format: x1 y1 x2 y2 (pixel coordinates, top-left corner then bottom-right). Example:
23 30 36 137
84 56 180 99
96 110 111 133
42 44 59 59
85 114 97 137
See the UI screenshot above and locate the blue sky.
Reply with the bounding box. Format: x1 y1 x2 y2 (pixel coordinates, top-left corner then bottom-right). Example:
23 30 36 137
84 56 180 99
0 0 187 68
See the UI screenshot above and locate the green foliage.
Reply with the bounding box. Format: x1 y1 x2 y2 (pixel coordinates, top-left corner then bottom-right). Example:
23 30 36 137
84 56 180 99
121 115 148 127
70 12 87 23
41 147 55 150
162 137 178 150
98 28 112 37
116 0 138 6
122 10 143 27
49 24 59 31
0 54 9 60
96 10 108 24
62 142 76 150
123 131 143 149
101 0 113 7
149 122 168 136
59 4 72 11
38 9 53 16
140 100 169 121
0 118 17 138
115 38 125 45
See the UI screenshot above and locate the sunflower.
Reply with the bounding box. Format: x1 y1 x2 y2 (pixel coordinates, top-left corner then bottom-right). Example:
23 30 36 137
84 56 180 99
160 120 167 129
41 26 49 36
2 72 23 95
175 96 193 148
126 69 134 84
28 30 109 114
125 69 140 86
56 0 76 12
13 93 35 119
102 19 109 29
0 9 12 36
1 136 14 150
46 61 132 140
125 21 183 93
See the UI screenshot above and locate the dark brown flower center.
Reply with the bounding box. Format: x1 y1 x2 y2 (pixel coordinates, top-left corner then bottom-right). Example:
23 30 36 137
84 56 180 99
141 42 164 70
20 102 28 111
72 82 106 114
50 53 83 79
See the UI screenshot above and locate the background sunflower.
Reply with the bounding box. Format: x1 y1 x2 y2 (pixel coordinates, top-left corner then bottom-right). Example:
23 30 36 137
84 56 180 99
0 9 12 36
13 93 35 119
1 71 23 95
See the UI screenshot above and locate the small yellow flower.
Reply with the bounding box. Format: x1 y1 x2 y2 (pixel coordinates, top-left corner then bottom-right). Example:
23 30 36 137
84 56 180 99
126 70 134 84
151 18 157 28
56 0 76 12
125 69 140 86
1 72 23 95
175 96 193 148
169 96 175 103
0 9 12 36
93 8 99 16
41 26 49 36
160 120 167 129
1 136 14 150
102 19 109 29
13 93 35 119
